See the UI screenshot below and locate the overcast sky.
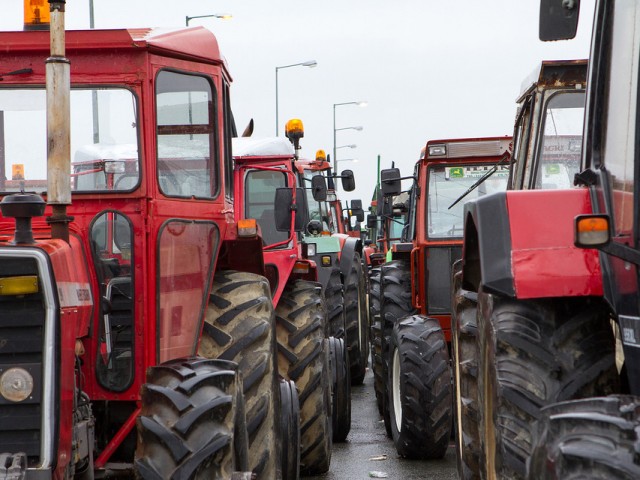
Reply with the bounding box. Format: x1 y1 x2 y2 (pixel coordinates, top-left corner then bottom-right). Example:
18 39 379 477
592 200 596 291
1 1 595 207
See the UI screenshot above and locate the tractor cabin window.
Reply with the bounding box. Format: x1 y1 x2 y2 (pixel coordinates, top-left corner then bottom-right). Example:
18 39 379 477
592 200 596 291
535 91 585 190
427 164 510 239
157 221 218 363
90 211 135 392
0 88 140 194
245 169 289 246
155 70 218 198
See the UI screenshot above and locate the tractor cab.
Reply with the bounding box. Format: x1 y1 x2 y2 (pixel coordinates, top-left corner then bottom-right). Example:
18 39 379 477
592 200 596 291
381 136 511 339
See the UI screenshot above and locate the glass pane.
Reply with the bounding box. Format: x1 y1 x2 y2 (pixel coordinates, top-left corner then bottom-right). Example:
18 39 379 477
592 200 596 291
536 91 585 189
156 71 216 198
157 221 217 363
245 170 289 246
303 170 331 231
0 88 139 193
427 164 510 239
91 211 134 392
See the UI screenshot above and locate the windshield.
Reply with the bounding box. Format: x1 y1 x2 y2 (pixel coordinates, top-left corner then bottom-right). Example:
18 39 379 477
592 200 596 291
303 169 331 231
427 163 510 239
536 91 584 189
0 88 139 194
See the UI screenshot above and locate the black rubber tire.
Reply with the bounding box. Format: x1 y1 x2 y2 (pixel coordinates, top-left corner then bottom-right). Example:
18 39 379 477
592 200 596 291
368 267 384 416
135 357 248 479
380 260 416 437
477 292 620 480
344 252 369 385
324 265 346 339
451 261 480 480
278 378 300 480
199 270 280 480
275 280 332 475
328 336 352 442
388 315 452 459
527 395 640 480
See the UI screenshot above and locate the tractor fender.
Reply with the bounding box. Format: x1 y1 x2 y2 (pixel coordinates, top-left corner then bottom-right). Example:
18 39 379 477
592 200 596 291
462 189 603 299
339 236 362 286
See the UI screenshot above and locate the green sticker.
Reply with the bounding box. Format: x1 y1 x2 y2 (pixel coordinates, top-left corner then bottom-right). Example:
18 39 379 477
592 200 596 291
545 164 561 175
449 167 464 178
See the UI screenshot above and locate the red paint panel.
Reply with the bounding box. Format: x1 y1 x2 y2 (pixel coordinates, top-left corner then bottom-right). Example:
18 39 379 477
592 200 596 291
513 248 603 298
508 189 592 248
507 189 603 298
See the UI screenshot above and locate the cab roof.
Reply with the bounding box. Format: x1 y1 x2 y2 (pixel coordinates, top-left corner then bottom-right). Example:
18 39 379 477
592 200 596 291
0 27 229 75
517 59 587 103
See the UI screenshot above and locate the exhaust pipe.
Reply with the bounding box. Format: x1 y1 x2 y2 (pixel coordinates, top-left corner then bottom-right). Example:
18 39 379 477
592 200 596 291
45 0 72 243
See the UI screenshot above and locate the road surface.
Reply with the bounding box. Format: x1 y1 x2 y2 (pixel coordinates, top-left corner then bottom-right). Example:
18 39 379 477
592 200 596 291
306 367 458 479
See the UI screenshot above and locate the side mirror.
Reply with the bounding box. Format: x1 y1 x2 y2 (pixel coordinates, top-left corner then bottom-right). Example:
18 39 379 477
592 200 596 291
351 199 364 222
341 169 356 192
539 0 580 41
367 214 377 229
274 188 309 232
381 168 401 196
311 175 327 201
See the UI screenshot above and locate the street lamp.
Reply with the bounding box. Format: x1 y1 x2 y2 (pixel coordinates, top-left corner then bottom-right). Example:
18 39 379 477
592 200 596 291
186 13 233 26
335 126 363 132
333 101 367 175
275 60 318 135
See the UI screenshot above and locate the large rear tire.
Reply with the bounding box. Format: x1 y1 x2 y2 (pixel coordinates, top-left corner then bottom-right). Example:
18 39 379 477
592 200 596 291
477 292 619 479
388 315 452 459
275 280 332 475
278 378 300 480
380 260 416 437
451 261 480 480
325 265 345 339
135 358 248 480
368 267 384 415
527 396 640 479
328 336 351 442
199 270 280 480
344 252 369 385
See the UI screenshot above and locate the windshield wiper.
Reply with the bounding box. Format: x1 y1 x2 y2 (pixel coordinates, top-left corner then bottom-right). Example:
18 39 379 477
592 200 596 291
447 151 510 210
0 68 33 79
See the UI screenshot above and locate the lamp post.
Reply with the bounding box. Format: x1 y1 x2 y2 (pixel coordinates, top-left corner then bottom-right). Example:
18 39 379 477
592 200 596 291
333 101 367 175
275 60 318 135
186 13 233 26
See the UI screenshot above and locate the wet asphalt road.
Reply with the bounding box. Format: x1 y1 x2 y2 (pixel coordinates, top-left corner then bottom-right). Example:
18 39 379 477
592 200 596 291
306 367 458 480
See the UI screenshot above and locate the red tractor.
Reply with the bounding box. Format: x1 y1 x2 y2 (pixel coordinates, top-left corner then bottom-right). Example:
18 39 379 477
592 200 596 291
524 1 640 478
0 3 309 478
231 134 337 475
376 137 511 459
449 57 613 480
291 145 369 388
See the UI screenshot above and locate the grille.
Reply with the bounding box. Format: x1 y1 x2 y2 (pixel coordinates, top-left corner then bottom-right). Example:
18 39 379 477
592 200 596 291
0 257 45 463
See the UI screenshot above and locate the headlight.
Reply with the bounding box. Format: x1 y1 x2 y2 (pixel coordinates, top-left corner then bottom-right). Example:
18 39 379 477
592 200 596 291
0 368 34 402
306 243 316 257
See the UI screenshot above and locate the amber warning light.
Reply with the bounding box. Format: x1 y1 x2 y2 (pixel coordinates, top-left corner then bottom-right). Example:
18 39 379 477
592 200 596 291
24 0 51 31
12 164 25 181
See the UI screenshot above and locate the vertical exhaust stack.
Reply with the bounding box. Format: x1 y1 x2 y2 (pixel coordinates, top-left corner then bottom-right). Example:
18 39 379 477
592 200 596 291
45 0 72 242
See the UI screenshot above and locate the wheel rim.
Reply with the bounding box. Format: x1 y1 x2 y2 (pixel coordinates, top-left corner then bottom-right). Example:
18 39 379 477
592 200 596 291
392 347 402 433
